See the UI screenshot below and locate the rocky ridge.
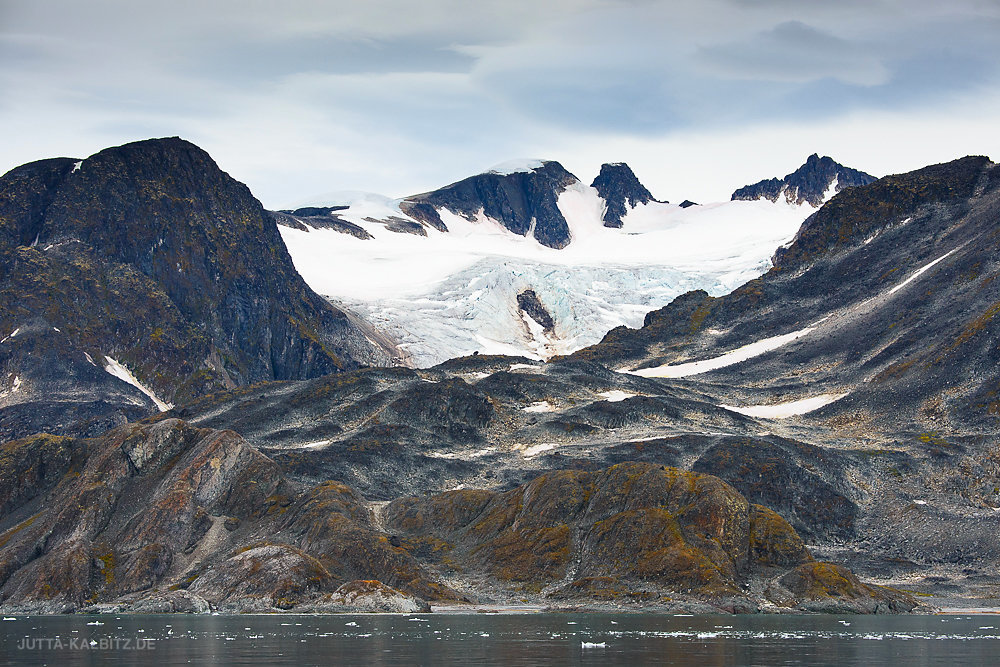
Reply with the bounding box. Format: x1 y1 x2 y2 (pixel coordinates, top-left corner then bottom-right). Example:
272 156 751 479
732 154 876 207
0 419 911 614
0 138 395 439
399 161 580 248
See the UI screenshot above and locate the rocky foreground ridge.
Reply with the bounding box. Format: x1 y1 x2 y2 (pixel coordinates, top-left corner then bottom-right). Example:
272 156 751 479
0 419 913 614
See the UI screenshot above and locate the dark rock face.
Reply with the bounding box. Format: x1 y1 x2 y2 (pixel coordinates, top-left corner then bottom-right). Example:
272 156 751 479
400 161 579 248
732 154 876 207
271 210 372 239
678 200 698 208
0 138 393 437
692 438 857 541
0 318 157 440
590 163 658 228
0 419 909 614
517 289 555 332
0 419 453 613
384 462 906 609
281 205 349 217
396 201 448 232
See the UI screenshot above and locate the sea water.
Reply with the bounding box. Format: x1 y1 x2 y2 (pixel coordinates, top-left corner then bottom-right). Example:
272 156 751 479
1 613 997 665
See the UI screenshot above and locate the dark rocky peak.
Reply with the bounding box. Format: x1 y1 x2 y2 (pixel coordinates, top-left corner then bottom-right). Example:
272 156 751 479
517 289 555 333
0 137 394 425
280 205 349 217
590 162 659 228
679 200 698 208
400 160 580 248
774 155 992 269
732 154 876 207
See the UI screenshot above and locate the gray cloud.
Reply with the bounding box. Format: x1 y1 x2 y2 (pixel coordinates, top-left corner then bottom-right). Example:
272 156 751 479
1 0 998 205
697 21 888 85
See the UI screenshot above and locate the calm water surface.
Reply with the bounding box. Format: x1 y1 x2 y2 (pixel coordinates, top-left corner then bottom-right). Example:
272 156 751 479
1 612 997 666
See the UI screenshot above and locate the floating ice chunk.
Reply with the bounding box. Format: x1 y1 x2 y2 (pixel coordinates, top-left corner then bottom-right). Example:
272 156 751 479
719 392 849 418
624 324 820 378
581 642 607 649
103 356 173 411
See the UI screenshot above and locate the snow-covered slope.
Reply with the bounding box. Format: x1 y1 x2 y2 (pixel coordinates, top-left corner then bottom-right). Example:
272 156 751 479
278 171 821 367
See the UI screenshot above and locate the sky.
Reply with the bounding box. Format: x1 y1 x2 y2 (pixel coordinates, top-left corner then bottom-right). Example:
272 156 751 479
2 0 999 208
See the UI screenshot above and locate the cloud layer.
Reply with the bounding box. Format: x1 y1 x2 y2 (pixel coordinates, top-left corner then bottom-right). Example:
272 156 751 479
1 0 998 205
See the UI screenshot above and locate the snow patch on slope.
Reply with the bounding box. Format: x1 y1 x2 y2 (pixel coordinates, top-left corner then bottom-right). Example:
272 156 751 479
624 323 821 379
103 356 173 412
599 390 635 402
886 247 961 296
0 376 22 400
720 392 849 418
821 175 839 203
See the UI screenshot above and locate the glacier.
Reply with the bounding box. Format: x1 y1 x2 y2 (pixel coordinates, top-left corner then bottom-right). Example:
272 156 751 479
278 181 820 367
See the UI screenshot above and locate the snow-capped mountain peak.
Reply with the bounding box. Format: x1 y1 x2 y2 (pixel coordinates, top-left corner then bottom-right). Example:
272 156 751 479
274 157 850 366
731 154 875 207
487 158 548 176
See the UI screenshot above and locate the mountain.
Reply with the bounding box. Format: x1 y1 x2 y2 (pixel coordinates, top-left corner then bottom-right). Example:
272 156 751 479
4 142 994 614
275 159 844 366
590 162 659 227
167 152 1000 610
732 154 876 206
0 138 396 439
557 155 1000 596
0 416 912 614
399 160 580 249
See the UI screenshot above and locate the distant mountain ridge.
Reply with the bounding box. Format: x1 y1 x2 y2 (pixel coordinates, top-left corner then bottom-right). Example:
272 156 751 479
732 154 876 207
399 160 579 248
273 155 869 366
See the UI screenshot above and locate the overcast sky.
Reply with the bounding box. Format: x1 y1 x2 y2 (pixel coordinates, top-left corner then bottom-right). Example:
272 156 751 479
2 0 999 207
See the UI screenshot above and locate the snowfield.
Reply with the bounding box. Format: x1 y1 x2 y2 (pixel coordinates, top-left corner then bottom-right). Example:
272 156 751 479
278 181 818 367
